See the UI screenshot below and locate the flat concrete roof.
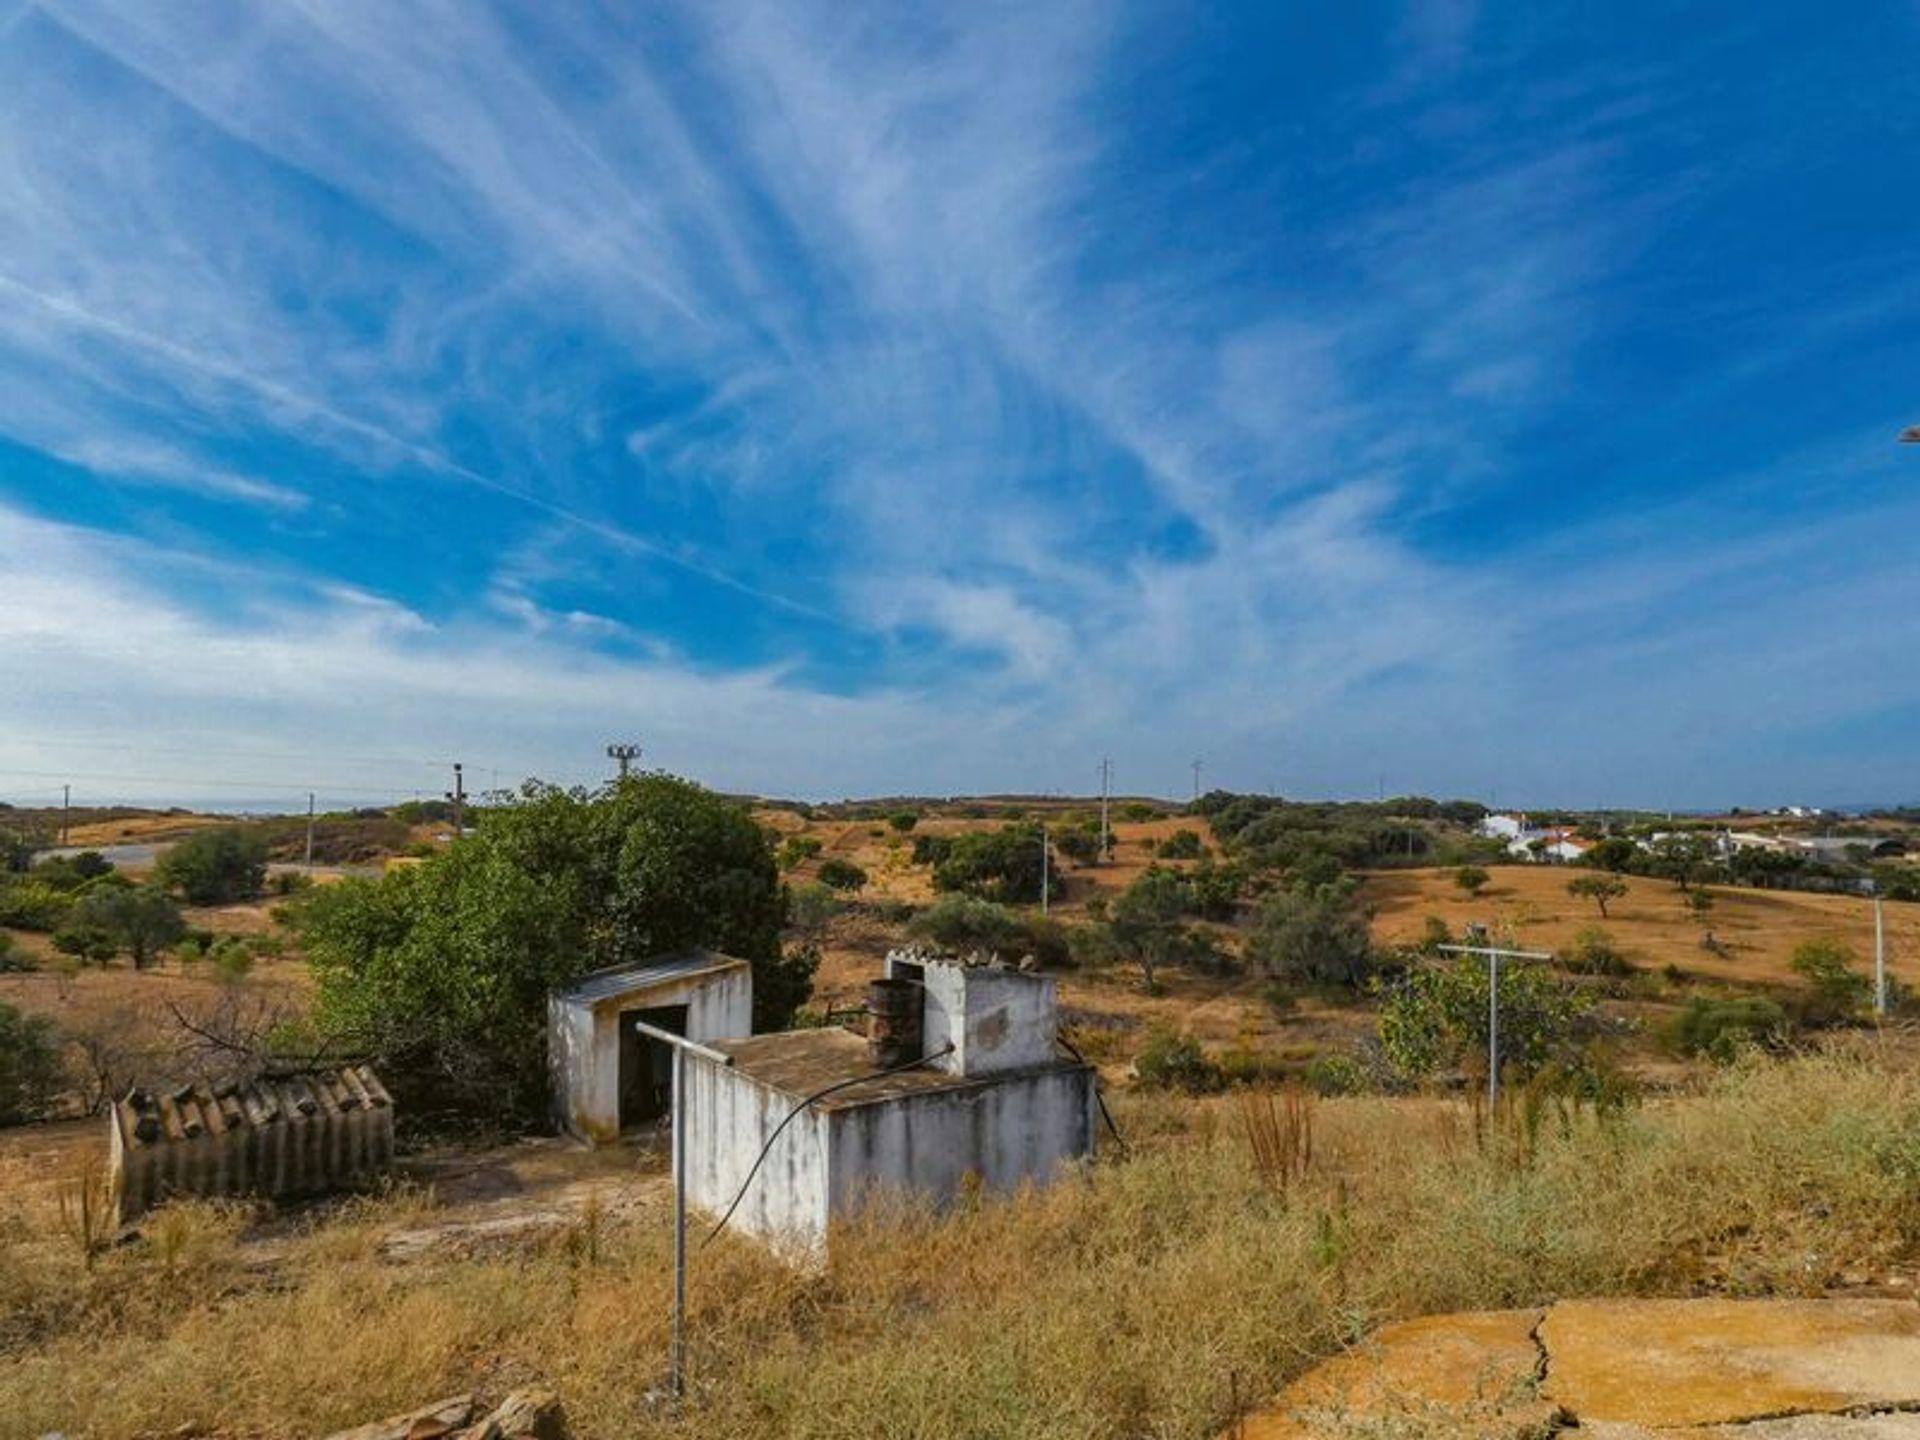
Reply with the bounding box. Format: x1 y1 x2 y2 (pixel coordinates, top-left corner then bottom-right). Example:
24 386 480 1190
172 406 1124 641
710 1028 1086 1110
554 949 748 1006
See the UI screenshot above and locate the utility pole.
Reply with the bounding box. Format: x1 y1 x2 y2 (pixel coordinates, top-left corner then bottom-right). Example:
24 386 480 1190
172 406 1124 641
1438 943 1553 1106
1098 757 1113 863
1874 889 1888 1018
304 792 316 874
1040 824 1050 917
446 763 466 835
1190 757 1203 803
60 784 70 847
607 741 642 780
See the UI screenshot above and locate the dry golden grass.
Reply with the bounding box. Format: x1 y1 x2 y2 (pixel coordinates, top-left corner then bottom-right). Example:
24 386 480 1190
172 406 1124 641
2 1048 1916 1439
1363 866 1917 988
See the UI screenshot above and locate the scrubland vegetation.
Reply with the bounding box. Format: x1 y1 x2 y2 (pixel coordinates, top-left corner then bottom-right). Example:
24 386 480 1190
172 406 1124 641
1 1048 1916 1438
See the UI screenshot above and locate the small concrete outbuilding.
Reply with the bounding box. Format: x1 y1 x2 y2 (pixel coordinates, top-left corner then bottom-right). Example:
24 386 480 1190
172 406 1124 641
548 950 753 1145
683 949 1096 1255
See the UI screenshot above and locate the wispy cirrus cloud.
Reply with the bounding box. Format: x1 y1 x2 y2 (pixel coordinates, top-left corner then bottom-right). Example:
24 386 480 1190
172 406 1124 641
1 2 1916 805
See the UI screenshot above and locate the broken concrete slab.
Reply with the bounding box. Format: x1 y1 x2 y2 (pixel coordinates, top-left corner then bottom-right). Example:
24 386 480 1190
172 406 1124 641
1237 1308 1552 1439
1585 1417 1920 1439
318 1394 473 1440
1540 1299 1920 1428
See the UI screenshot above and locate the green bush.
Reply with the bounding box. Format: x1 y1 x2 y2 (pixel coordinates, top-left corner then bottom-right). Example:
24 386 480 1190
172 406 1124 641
1119 802 1156 823
1561 926 1631 977
1132 1029 1219 1092
51 924 117 965
908 894 1026 955
776 836 823 870
0 930 28 973
787 882 844 934
1053 828 1102 865
0 879 74 932
1790 939 1870 1022
1246 878 1375 989
157 827 268 904
1157 829 1206 860
1670 996 1790 1062
816 858 868 892
0 1000 60 1124
1305 1053 1366 1096
887 811 919 833
72 886 184 969
1379 954 1594 1082
931 826 1057 905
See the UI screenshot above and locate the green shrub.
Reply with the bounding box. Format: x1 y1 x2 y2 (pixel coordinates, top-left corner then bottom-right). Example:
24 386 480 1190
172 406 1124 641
1561 926 1631 977
887 812 919 833
1670 996 1790 1062
931 826 1056 905
816 858 868 892
0 879 74 932
72 886 184 969
1417 915 1453 954
776 835 823 870
1453 865 1490 897
51 924 117 965
907 895 1026 955
1157 829 1205 860
910 833 952 867
1305 1053 1366 1096
1119 802 1156 823
787 882 844 934
1132 1029 1219 1092
0 930 28 972
157 827 269 904
1790 939 1870 1022
0 1000 60 1124
1246 878 1374 989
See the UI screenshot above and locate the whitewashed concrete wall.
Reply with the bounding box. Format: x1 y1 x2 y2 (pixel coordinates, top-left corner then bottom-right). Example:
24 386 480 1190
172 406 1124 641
683 1053 830 1254
551 965 753 1144
689 1060 1095 1255
825 1067 1095 1217
903 959 1059 1077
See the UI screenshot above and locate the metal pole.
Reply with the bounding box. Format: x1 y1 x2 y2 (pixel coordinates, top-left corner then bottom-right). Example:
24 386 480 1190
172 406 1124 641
670 1042 687 1401
1040 824 1050 917
1099 758 1111 863
1874 893 1887 1018
61 784 70 847
304 792 316 873
623 1019 731 1403
1488 950 1500 1106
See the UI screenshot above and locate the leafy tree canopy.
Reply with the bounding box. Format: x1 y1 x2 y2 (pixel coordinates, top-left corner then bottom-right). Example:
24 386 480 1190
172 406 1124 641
296 774 805 1119
158 827 268 905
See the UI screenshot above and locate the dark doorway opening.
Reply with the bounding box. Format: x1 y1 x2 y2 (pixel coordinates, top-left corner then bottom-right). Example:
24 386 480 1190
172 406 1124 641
617 1004 689 1132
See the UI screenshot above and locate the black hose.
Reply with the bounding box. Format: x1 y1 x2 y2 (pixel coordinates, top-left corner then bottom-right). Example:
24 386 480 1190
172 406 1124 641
700 1041 958 1248
1055 1032 1128 1157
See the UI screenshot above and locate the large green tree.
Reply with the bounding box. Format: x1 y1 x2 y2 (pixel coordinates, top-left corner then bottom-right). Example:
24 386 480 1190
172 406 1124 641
297 775 807 1118
158 827 269 904
1246 877 1375 989
73 886 185 968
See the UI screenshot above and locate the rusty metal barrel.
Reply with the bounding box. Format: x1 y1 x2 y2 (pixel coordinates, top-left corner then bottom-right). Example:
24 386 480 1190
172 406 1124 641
865 977 923 1068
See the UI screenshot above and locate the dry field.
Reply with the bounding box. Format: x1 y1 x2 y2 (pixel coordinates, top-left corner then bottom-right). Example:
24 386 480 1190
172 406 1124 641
1363 865 1916 989
1 1051 1915 1439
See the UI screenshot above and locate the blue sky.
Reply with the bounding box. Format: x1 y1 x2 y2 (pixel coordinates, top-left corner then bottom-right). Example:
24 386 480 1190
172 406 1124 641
1 1 1917 809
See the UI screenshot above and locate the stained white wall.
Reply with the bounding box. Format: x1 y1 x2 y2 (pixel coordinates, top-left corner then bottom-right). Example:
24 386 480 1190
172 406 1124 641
682 1054 830 1254
826 1067 1095 1215
687 1060 1096 1255
551 965 753 1144
908 959 1060 1077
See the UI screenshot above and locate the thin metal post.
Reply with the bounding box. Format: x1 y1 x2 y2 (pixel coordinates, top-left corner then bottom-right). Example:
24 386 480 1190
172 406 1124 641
1040 824 1050 917
60 784 70 847
1487 950 1500 1106
670 1043 687 1401
1874 893 1887 1018
304 792 316 873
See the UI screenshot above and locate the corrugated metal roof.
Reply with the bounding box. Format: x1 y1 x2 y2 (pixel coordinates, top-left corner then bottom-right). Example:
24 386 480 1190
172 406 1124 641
554 948 749 1005
113 1065 393 1149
